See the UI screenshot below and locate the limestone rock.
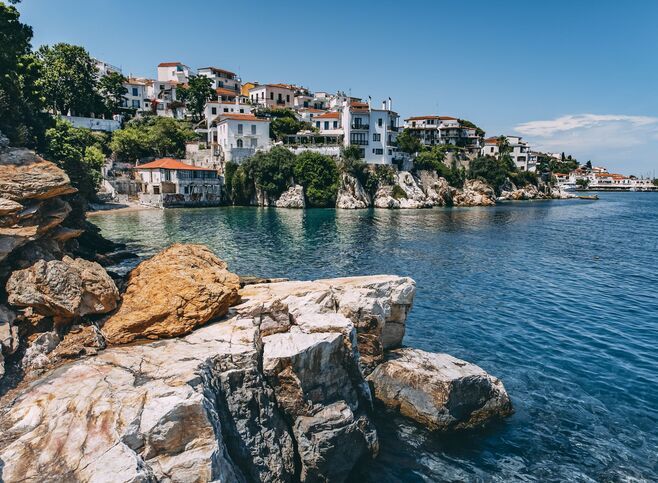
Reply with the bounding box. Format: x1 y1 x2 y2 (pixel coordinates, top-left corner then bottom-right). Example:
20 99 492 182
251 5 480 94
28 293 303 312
336 173 370 209
498 183 549 201
6 256 119 325
367 348 513 431
0 305 18 356
0 147 76 202
417 170 453 206
373 186 400 209
275 184 305 208
395 171 433 209
0 198 22 216
453 179 496 206
102 244 240 344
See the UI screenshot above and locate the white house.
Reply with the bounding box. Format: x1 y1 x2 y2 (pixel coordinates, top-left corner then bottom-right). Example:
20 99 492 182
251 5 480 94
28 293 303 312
208 113 270 163
404 115 482 152
204 100 253 126
197 66 241 94
341 99 401 165
123 77 151 112
157 62 193 83
135 158 222 207
313 111 341 135
297 108 326 124
482 136 535 171
249 84 295 108
94 58 121 78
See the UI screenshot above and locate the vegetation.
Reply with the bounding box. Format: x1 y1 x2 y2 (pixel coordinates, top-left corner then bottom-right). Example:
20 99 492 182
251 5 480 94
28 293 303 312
457 119 485 137
411 145 465 187
110 117 197 162
256 108 313 141
395 128 422 154
468 155 517 194
43 119 109 200
576 178 590 189
242 146 295 198
98 71 128 115
0 2 51 148
293 152 339 207
391 184 407 200
223 161 254 205
38 43 101 116
176 75 214 121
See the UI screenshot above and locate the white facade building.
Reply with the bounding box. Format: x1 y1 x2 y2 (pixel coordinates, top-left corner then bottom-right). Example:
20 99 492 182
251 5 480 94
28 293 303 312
341 99 401 165
123 77 151 112
249 84 295 108
403 116 482 152
313 111 341 135
157 62 193 83
482 136 535 171
208 113 270 163
197 67 241 94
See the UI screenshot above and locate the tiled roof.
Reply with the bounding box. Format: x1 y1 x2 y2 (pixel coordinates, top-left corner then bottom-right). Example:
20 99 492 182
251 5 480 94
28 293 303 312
158 62 182 67
217 113 268 122
200 66 236 77
136 158 214 171
405 115 458 121
315 111 340 119
215 87 238 97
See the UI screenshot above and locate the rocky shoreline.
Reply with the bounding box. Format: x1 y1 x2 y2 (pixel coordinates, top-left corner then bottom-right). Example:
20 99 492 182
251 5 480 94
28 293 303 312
0 145 513 482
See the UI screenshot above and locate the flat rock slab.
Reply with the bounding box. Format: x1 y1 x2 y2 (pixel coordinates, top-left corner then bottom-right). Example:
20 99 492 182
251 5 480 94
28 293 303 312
367 348 512 431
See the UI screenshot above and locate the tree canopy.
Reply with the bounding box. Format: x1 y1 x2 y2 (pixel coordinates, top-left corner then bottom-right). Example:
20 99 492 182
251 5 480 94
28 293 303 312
110 117 197 162
177 75 214 121
98 71 128 115
293 152 339 207
395 128 422 154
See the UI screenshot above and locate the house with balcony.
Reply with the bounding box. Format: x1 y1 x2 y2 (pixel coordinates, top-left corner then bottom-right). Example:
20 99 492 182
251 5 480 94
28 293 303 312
208 113 270 164
313 111 342 135
296 107 326 124
248 84 295 108
341 99 401 165
135 158 222 207
198 67 241 94
122 77 152 113
481 136 534 171
404 116 482 152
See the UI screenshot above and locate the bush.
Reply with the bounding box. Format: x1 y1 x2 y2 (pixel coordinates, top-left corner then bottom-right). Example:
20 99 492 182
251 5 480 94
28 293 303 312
242 146 295 198
110 117 196 162
293 152 339 207
510 169 539 187
468 155 516 194
391 184 407 200
223 161 253 205
364 164 396 196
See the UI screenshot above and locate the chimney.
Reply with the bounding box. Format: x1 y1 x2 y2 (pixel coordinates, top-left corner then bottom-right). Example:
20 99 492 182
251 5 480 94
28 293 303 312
388 97 392 111
368 96 371 109
381 100 386 110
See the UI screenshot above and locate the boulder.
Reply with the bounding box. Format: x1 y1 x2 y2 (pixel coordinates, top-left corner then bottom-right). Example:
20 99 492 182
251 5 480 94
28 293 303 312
20 330 60 371
373 186 400 209
395 171 433 209
6 256 119 325
0 147 76 202
0 198 22 217
275 184 305 208
367 348 513 431
452 179 496 206
0 305 19 379
336 173 370 209
0 274 415 483
417 170 453 206
102 244 240 344
498 184 548 201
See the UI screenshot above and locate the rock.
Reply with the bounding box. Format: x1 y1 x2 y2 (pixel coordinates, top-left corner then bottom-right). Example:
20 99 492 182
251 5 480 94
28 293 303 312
6 256 119 326
102 244 240 344
367 348 513 431
0 305 19 356
452 179 496 206
498 184 548 201
395 171 433 209
0 274 415 483
417 170 453 206
373 186 400 209
294 401 378 482
0 147 76 202
0 198 22 216
21 331 60 371
336 173 371 209
275 184 305 208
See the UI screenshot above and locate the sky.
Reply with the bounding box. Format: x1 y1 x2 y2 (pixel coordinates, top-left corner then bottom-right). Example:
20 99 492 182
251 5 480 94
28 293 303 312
16 0 658 176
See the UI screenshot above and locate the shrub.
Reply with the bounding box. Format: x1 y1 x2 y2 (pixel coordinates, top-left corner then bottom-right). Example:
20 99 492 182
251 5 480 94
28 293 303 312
391 184 407 200
293 152 339 207
242 146 295 198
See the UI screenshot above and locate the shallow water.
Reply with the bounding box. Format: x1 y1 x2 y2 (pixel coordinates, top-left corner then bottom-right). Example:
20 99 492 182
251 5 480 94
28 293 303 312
91 193 658 482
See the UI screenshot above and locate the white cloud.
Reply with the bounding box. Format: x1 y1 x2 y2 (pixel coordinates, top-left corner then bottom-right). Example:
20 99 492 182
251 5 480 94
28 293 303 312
512 114 658 173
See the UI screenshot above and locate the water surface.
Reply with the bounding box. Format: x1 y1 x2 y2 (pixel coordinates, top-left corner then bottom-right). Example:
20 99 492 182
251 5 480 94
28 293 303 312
92 193 658 482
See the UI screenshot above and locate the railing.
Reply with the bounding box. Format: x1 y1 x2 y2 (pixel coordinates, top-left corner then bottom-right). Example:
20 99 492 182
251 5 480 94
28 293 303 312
350 140 369 146
351 123 369 130
388 125 399 132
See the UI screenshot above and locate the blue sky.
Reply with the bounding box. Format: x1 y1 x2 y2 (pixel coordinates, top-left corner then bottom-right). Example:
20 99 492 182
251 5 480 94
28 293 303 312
17 0 658 175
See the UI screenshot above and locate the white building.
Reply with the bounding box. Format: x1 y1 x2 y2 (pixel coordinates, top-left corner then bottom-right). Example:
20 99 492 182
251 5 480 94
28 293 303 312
94 58 121 78
249 84 295 109
135 158 222 207
403 115 482 152
197 67 241 94
208 113 270 163
313 111 341 135
341 99 401 165
482 136 535 171
123 77 151 112
157 62 193 83
297 108 326 124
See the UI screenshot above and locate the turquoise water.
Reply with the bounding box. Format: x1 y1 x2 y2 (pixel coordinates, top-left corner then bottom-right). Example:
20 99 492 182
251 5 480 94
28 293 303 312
91 193 658 482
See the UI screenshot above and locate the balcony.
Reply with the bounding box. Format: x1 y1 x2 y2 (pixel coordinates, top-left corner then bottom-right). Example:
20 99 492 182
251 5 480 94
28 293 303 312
350 140 369 146
351 123 369 130
388 125 399 132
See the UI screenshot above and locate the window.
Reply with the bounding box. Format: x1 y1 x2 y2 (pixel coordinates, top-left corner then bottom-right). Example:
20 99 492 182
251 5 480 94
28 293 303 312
373 133 381 141
237 139 243 148
132 87 138 96
157 103 164 110
378 118 383 127
251 125 256 135
316 121 320 128
350 133 368 145
270 92 274 100
278 93 282 101
251 138 257 147
286 95 290 102
373 148 383 155
240 109 244 113
333 121 338 129
224 108 229 112
132 100 141 108
237 124 243 134
153 186 160 194
159 84 165 90
324 121 329 130
211 107 217 115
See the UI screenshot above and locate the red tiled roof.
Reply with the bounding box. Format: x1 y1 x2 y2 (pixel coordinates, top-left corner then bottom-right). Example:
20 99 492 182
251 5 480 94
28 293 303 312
484 137 501 144
215 87 238 97
217 113 267 122
315 111 340 119
136 158 215 171
201 66 236 77
300 108 325 113
158 62 182 67
405 115 458 121
265 83 295 90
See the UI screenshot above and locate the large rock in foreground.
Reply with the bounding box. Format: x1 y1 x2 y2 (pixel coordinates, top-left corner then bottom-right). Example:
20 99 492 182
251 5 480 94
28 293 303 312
102 244 240 344
0 275 415 483
6 256 119 325
367 348 512 431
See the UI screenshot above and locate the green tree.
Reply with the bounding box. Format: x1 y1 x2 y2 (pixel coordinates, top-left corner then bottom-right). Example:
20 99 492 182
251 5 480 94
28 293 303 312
98 71 127 115
396 128 422 154
110 117 196 162
497 136 512 156
242 146 296 198
0 3 50 147
293 152 339 207
44 119 108 200
457 119 485 137
38 43 100 115
576 178 590 189
468 155 517 194
177 75 214 121
109 125 151 162
585 160 593 171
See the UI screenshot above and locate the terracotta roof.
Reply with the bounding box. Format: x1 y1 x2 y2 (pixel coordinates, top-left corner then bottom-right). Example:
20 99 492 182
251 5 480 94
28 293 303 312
158 62 183 67
200 66 236 77
262 83 295 90
136 158 214 171
215 87 238 97
315 111 340 119
405 115 458 121
300 108 325 113
217 113 268 122
484 137 501 144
